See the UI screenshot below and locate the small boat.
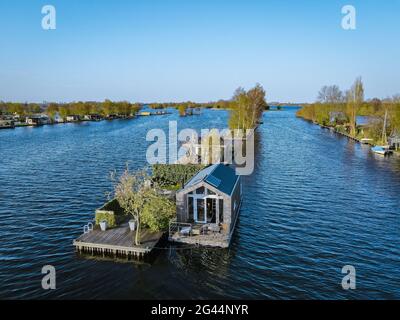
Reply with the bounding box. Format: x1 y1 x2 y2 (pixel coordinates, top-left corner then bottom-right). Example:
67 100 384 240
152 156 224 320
360 138 374 145
372 110 393 156
371 146 392 156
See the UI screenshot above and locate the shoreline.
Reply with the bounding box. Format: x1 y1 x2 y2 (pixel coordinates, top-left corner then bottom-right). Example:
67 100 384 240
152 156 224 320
300 117 400 156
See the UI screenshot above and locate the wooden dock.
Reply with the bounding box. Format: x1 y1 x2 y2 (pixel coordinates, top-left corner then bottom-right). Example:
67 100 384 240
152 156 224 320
335 130 361 142
73 223 164 259
319 124 362 143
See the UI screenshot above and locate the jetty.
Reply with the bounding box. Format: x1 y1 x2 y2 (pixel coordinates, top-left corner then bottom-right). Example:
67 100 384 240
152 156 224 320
73 223 163 259
333 130 361 142
319 124 361 143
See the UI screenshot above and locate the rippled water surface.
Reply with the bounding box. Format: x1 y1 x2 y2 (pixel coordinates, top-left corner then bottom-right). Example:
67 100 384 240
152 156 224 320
1 108 399 299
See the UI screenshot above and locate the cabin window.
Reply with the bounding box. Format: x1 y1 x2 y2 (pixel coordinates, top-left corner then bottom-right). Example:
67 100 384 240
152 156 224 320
219 199 224 223
196 186 205 195
188 197 194 221
207 189 216 195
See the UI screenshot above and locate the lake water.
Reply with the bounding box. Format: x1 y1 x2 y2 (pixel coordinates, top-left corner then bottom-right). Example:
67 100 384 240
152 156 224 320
0 108 399 299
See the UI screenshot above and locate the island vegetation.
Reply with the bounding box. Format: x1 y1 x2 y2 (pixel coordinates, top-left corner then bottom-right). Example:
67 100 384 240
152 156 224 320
228 84 268 130
97 164 204 245
177 104 188 117
111 168 175 245
152 164 205 190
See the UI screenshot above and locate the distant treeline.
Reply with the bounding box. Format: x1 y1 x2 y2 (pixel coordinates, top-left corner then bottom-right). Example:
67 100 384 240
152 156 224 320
147 100 236 110
0 100 141 119
1 88 270 128
0 99 238 119
296 78 400 144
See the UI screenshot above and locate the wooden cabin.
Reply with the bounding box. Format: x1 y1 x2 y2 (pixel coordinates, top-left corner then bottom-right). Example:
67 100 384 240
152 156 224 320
170 163 242 248
83 114 103 121
66 115 81 122
329 111 347 125
0 119 15 129
26 115 50 126
389 133 400 150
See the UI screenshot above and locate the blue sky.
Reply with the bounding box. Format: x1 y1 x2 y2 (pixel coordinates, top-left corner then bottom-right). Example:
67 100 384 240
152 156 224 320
0 0 399 103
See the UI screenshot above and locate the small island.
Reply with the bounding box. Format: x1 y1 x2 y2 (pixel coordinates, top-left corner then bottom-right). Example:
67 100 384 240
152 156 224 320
73 84 267 258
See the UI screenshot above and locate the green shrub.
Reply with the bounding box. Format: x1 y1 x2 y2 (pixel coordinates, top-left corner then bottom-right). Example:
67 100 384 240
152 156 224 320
95 211 116 228
152 164 204 188
95 199 126 228
141 192 176 232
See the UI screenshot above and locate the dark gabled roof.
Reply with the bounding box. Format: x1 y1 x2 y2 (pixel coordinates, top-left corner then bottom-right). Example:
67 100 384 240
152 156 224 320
184 163 239 196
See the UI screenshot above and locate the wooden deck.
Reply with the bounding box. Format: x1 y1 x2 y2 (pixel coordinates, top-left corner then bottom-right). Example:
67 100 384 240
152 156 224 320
73 223 164 259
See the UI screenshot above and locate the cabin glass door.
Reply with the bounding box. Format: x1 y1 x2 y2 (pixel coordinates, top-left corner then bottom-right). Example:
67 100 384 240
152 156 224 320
206 198 217 223
194 198 206 224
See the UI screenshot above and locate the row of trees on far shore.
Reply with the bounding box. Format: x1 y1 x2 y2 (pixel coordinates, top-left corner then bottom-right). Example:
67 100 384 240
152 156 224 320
1 91 273 121
296 77 400 144
0 100 141 119
1 84 270 129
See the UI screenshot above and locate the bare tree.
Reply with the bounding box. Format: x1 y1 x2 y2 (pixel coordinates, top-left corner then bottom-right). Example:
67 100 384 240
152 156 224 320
317 85 343 104
346 77 364 137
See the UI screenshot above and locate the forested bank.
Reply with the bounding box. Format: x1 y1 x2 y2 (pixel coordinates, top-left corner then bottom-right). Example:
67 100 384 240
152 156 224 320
297 78 400 145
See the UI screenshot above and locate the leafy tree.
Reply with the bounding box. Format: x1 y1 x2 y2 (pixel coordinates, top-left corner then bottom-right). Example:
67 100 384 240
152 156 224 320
177 104 187 116
113 168 150 245
59 104 70 118
141 190 175 232
388 96 400 136
229 84 267 130
46 103 59 120
102 99 114 116
152 164 204 188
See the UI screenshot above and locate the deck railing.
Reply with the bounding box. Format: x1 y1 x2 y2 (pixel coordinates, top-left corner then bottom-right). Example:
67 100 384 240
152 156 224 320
169 220 222 238
169 220 193 237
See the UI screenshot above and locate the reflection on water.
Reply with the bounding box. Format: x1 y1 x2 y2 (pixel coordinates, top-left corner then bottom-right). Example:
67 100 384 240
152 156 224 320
0 108 399 299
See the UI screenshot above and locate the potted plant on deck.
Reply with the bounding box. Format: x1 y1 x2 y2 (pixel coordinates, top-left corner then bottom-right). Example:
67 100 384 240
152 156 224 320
129 219 136 231
99 220 107 231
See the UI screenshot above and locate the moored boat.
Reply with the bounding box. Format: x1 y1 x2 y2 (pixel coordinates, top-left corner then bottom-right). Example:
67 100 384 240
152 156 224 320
371 146 392 156
361 138 374 145
372 109 393 156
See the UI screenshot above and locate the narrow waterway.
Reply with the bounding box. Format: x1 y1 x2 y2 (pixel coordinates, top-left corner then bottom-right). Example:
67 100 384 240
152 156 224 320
0 108 399 299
